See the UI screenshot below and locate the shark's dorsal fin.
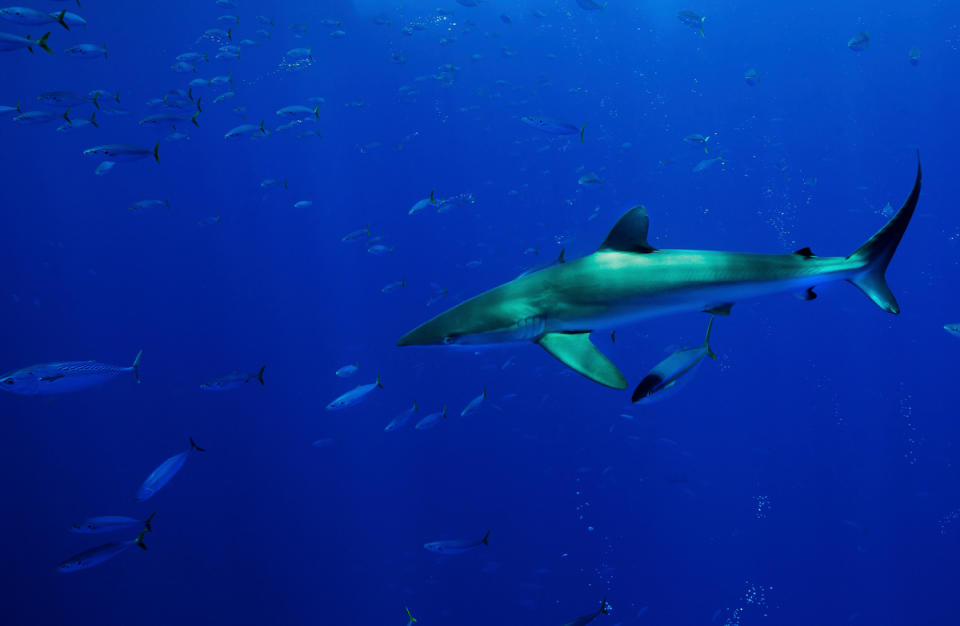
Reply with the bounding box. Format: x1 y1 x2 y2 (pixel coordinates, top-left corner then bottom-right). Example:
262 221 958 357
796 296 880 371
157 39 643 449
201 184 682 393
538 332 627 389
599 205 656 253
793 247 815 258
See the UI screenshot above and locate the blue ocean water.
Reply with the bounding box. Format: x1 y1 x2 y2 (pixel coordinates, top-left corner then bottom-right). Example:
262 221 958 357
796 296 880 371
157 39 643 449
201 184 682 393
1 0 958 623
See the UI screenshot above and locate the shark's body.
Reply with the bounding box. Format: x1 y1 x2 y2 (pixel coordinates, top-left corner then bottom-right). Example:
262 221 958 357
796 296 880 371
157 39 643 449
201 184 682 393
398 158 922 389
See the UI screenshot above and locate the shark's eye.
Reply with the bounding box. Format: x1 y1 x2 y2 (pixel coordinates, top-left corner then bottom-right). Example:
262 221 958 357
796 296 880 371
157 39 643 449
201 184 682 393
442 336 457 345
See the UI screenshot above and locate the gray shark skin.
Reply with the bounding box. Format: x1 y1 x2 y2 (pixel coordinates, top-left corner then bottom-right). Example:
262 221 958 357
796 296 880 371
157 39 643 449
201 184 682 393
398 156 922 389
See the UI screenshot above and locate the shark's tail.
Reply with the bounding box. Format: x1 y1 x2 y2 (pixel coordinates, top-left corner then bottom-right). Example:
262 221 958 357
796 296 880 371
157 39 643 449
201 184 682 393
846 154 921 314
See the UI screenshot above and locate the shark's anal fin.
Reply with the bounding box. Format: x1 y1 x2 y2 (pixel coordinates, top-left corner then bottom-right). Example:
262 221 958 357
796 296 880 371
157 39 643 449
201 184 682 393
599 205 657 253
538 332 627 389
703 303 733 316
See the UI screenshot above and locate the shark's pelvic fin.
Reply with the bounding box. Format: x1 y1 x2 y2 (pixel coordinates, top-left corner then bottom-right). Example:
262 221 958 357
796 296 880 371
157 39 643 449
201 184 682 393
846 154 921 314
703 303 733 316
599 205 657 253
537 332 627 389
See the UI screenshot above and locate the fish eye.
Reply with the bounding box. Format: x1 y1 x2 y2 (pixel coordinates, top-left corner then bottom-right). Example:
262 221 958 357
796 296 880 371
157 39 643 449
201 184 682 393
3 379 12 384
442 336 457 345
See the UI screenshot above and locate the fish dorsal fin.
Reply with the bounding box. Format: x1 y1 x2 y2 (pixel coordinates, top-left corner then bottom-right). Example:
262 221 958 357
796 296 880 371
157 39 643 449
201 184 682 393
793 247 815 258
538 332 627 389
599 205 656 253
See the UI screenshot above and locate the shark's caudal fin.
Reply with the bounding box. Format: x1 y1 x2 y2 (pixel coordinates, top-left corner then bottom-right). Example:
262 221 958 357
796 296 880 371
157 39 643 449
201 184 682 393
538 332 627 389
846 154 922 314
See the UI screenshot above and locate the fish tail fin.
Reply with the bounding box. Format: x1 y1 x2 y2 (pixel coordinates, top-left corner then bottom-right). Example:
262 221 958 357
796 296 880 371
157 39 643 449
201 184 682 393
600 597 608 614
259 119 266 134
135 529 148 550
62 108 71 124
314 105 319 119
57 10 69 30
257 365 265 385
102 42 107 59
114 91 121 104
92 93 99 109
144 512 156 532
192 111 200 127
405 607 417 623
441 405 447 418
580 123 585 144
130 349 143 382
227 27 232 41
195 97 202 113
16 100 21 114
88 111 97 128
153 142 160 163
482 530 490 545
283 178 288 190
846 153 921 314
482 386 487 398
190 437 206 452
38 32 52 54
704 317 717 359
413 399 419 411
376 373 384 389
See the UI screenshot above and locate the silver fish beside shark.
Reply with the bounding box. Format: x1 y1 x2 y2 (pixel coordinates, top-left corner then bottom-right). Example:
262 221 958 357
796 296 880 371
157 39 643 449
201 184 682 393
398 157 921 389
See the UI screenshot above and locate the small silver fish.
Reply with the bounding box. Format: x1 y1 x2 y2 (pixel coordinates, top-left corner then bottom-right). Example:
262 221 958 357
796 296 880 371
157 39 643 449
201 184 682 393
0 350 142 395
83 143 159 162
944 324 960 338
326 374 383 410
385 400 418 432
414 405 446 430
0 31 51 54
460 387 487 417
342 224 371 242
562 598 609 626
632 318 717 404
200 366 265 391
382 278 405 293
129 199 170 211
225 120 266 139
94 161 116 176
848 31 870 52
521 115 584 143
335 363 358 378
135 438 205 502
71 512 155 534
58 529 148 573
64 41 107 59
424 530 489 554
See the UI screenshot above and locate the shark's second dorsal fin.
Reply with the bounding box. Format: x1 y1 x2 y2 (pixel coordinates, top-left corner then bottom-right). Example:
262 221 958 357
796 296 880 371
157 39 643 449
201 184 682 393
793 247 815 258
599 205 657 253
538 332 627 389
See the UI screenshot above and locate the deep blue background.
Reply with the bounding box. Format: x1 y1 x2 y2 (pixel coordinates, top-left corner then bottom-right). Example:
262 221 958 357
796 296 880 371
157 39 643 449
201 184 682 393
1 1 958 624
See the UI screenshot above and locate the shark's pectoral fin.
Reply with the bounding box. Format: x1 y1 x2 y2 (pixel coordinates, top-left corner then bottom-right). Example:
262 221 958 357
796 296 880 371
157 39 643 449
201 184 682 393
703 303 734 316
537 332 627 389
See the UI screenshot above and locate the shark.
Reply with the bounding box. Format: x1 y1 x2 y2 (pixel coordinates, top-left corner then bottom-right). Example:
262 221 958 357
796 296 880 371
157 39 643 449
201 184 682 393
397 157 922 389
